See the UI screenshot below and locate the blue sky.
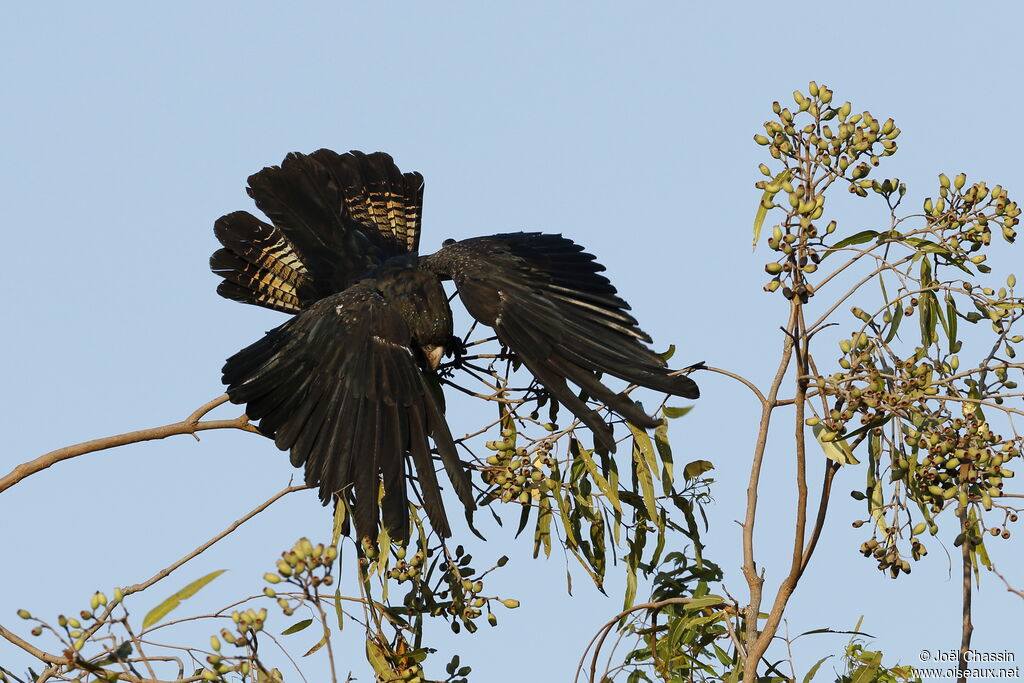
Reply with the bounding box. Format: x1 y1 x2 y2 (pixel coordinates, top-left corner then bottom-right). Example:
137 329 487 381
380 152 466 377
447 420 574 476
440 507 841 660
3 3 1022 681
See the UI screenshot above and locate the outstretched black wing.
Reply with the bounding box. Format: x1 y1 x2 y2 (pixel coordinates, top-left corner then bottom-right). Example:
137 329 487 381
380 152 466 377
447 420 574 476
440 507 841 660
424 232 699 452
222 282 475 541
211 150 424 313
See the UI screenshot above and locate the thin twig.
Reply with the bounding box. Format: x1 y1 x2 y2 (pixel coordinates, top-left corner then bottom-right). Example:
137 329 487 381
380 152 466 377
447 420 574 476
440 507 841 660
991 565 1024 600
799 461 840 575
702 366 767 406
959 507 973 683
126 485 311 597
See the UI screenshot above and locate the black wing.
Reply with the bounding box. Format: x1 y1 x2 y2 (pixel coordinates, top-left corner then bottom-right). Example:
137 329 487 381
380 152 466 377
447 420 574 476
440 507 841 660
424 232 699 452
211 150 424 312
222 283 474 541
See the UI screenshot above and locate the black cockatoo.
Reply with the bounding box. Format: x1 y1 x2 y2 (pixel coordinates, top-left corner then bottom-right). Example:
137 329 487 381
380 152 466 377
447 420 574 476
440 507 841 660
211 149 699 542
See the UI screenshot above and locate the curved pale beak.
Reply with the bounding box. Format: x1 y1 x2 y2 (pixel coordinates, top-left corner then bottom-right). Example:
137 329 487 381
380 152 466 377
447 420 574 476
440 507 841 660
422 344 445 371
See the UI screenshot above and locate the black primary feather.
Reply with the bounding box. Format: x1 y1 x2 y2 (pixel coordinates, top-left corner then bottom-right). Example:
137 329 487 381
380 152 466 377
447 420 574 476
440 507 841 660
422 233 698 451
212 149 699 542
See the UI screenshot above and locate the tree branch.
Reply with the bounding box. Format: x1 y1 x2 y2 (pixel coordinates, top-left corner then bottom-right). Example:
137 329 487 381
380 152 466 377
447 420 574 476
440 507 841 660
126 484 311 598
0 395 260 494
702 366 767 406
799 460 840 575
741 304 798 660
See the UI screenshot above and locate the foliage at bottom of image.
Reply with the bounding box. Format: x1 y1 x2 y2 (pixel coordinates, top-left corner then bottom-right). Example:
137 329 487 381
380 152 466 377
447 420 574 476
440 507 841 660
0 387 718 683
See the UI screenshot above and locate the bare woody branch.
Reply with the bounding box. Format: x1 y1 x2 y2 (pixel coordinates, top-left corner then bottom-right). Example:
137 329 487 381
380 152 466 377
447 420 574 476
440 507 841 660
0 394 260 495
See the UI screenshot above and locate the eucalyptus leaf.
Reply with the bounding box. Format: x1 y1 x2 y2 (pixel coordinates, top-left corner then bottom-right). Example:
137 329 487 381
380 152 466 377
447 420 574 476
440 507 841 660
811 424 860 465
142 570 226 629
821 230 880 259
281 618 313 635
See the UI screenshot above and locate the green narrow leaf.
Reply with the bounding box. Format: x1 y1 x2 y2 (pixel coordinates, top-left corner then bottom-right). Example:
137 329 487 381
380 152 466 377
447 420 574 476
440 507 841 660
752 170 791 248
633 442 659 521
689 609 729 627
606 455 621 524
811 424 860 465
965 382 986 421
622 557 637 615
549 480 577 547
498 401 516 436
850 651 882 683
653 421 674 495
683 595 726 610
304 635 327 657
333 587 344 631
946 296 958 351
906 237 951 255
515 499 532 538
142 570 226 629
821 230 880 259
662 405 693 419
917 292 930 346
665 613 687 652
567 540 603 588
869 480 886 533
375 526 391 578
280 619 313 635
753 200 771 249
802 656 832 683
589 513 607 581
674 496 705 566
627 424 660 481
975 533 992 570
884 301 903 343
611 501 622 546
798 627 875 637
920 291 938 347
573 440 621 514
919 253 932 284
331 497 347 547
366 638 393 678
933 294 951 341
650 511 667 567
533 497 552 558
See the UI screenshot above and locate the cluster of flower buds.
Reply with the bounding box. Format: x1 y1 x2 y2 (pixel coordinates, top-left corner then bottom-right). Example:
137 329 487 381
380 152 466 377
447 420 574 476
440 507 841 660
18 590 119 653
858 537 913 578
924 174 1020 252
431 547 517 634
387 544 426 583
264 538 338 616
756 83 906 301
482 428 557 504
900 419 1018 513
754 81 899 173
198 608 275 681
